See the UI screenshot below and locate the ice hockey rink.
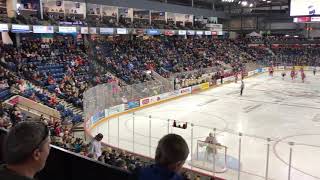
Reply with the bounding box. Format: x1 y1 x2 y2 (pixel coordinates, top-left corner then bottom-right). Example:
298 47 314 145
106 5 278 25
90 71 320 180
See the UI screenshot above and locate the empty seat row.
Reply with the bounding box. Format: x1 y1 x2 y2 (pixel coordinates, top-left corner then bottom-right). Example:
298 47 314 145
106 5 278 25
0 88 11 101
37 64 64 70
38 68 65 74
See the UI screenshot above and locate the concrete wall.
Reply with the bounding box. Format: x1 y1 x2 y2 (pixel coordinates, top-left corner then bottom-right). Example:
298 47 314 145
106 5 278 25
6 0 17 17
225 13 303 32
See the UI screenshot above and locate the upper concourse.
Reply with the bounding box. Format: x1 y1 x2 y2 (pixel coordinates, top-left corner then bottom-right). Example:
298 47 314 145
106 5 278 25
42 0 229 18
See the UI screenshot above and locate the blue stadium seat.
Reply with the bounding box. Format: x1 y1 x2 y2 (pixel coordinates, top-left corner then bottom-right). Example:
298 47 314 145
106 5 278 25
0 88 11 101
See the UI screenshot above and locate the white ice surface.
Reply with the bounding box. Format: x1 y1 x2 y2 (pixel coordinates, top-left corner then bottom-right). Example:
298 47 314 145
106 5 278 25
91 72 320 180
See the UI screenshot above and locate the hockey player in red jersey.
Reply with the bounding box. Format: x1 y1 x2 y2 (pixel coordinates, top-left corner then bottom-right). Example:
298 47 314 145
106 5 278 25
269 67 274 77
290 67 296 80
301 71 306 83
235 72 238 83
300 67 304 73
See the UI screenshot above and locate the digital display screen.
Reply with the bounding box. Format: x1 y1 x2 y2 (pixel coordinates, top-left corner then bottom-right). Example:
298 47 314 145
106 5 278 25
290 0 320 16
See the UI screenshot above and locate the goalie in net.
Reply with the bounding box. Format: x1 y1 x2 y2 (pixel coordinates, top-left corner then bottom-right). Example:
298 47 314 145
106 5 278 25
205 133 220 157
192 133 227 173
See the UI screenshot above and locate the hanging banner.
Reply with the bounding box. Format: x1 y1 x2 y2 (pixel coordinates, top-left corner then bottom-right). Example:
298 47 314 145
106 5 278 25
134 29 145 35
12 24 31 33
187 30 195 35
89 27 97 34
207 24 223 34
147 29 160 35
81 27 89 34
311 17 320 22
165 30 175 36
196 31 204 35
117 28 127 34
0 24 9 32
178 30 186 35
33 26 54 33
211 31 217 35
100 28 114 34
59 26 77 33
206 23 222 29
205 31 211 35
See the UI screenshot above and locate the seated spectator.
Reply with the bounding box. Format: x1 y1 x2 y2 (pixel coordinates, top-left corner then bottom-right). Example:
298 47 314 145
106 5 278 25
0 116 11 129
72 138 84 153
134 134 189 180
9 105 23 126
0 104 11 129
97 155 105 163
39 114 45 122
0 121 51 180
47 75 56 85
115 159 128 170
52 121 63 144
29 92 38 102
49 95 58 106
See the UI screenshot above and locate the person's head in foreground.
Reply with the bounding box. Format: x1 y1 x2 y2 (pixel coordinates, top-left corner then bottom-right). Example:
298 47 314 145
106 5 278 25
136 134 189 180
95 133 103 141
155 134 189 172
0 121 51 180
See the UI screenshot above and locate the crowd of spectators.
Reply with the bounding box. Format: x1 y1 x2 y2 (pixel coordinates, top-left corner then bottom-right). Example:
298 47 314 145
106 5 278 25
0 65 83 124
94 36 253 84
0 38 119 109
245 41 320 67
2 35 319 112
239 36 320 68
0 38 121 125
2 34 320 180
269 44 320 66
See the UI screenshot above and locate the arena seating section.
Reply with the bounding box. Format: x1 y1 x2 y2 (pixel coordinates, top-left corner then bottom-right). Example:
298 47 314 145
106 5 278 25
1 33 320 180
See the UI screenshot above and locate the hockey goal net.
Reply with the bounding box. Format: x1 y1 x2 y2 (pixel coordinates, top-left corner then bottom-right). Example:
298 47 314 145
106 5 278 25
189 140 228 173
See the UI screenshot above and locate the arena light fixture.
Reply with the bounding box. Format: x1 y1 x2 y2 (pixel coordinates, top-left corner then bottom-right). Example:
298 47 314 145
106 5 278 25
241 1 248 6
222 0 235 2
249 3 253 7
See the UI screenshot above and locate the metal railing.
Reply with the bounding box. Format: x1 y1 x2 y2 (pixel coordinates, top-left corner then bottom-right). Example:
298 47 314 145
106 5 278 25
89 112 320 180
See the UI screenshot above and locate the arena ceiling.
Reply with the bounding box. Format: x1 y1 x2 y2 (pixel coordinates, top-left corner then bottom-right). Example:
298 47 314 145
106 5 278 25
215 0 289 7
152 0 288 10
